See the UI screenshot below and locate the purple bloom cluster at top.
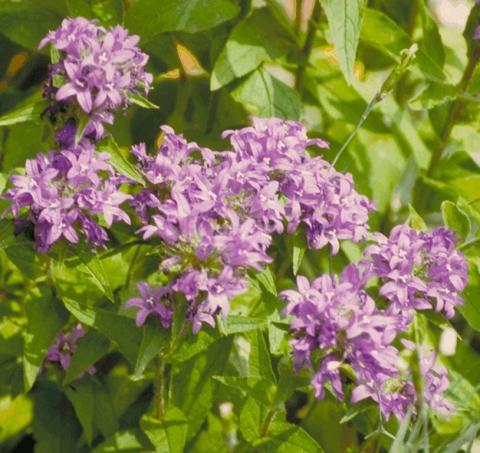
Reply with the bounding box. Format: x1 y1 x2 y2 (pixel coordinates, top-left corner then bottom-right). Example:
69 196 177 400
4 140 130 251
45 324 95 375
281 223 467 419
125 118 373 332
40 17 152 143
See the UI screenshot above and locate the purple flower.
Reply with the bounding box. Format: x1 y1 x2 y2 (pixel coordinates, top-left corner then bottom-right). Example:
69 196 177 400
40 17 153 142
3 141 130 251
125 282 173 327
45 324 95 375
280 266 413 420
366 225 468 319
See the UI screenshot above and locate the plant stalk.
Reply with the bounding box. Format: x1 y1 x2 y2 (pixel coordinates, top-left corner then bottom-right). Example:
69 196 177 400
295 1 321 93
154 356 165 420
426 48 480 176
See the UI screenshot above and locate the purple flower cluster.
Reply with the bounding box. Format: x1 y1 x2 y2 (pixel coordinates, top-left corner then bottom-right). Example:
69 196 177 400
45 324 95 375
366 225 468 320
281 223 467 419
4 141 130 251
125 119 373 332
40 17 152 143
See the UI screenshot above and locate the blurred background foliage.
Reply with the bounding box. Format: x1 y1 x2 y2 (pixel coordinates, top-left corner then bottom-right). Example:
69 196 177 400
1 0 480 452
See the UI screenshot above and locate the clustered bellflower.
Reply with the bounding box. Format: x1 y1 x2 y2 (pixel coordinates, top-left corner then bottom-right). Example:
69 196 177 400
4 18 152 251
125 118 373 333
4 141 130 251
281 223 467 419
40 17 153 144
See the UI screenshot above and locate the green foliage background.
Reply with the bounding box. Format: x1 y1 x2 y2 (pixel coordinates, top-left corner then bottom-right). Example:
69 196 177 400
0 0 480 452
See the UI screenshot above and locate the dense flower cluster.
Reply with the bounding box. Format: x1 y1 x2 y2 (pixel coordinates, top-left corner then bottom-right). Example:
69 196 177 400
125 119 373 332
40 17 152 144
4 141 130 251
366 225 468 320
281 223 467 419
44 324 95 375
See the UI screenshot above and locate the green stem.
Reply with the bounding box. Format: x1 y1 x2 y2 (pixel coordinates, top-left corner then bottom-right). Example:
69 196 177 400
124 244 142 291
154 356 165 420
426 48 480 176
260 409 275 437
295 1 321 93
295 0 304 36
332 95 380 166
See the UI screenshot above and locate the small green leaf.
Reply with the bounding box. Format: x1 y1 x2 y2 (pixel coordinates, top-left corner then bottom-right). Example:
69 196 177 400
254 421 324 452
98 138 146 186
409 83 458 111
63 330 110 385
127 92 159 109
292 229 306 276
213 376 276 407
210 8 292 90
74 243 115 302
50 45 61 64
140 408 188 453
219 315 268 335
65 379 96 445
74 113 90 145
23 288 69 391
255 266 277 296
134 321 169 377
441 201 471 240
407 204 427 231
125 0 239 40
62 297 142 365
0 98 47 127
320 0 367 84
92 429 153 452
231 67 301 120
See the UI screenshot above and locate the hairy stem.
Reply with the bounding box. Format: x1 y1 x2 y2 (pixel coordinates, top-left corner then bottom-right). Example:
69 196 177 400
154 356 166 420
332 95 380 166
427 48 480 176
295 1 321 93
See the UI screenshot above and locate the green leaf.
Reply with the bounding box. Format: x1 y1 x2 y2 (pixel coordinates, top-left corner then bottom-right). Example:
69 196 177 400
0 3 62 50
360 8 445 82
0 97 47 127
140 408 188 453
74 113 89 145
210 8 292 90
463 2 480 58
219 315 268 335
407 203 427 231
441 201 471 240
134 321 169 377
23 288 69 391
255 421 324 452
127 92 160 109
63 329 110 385
409 82 458 111
320 0 367 84
170 327 219 363
67 0 123 26
5 240 42 279
245 330 276 383
418 0 445 70
125 0 239 41
98 138 146 186
74 243 115 302
92 429 154 452
65 379 96 444
239 396 270 443
460 264 480 332
213 375 276 407
173 337 232 439
292 229 306 276
32 382 82 453
255 266 277 296
62 297 142 365
231 67 301 120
